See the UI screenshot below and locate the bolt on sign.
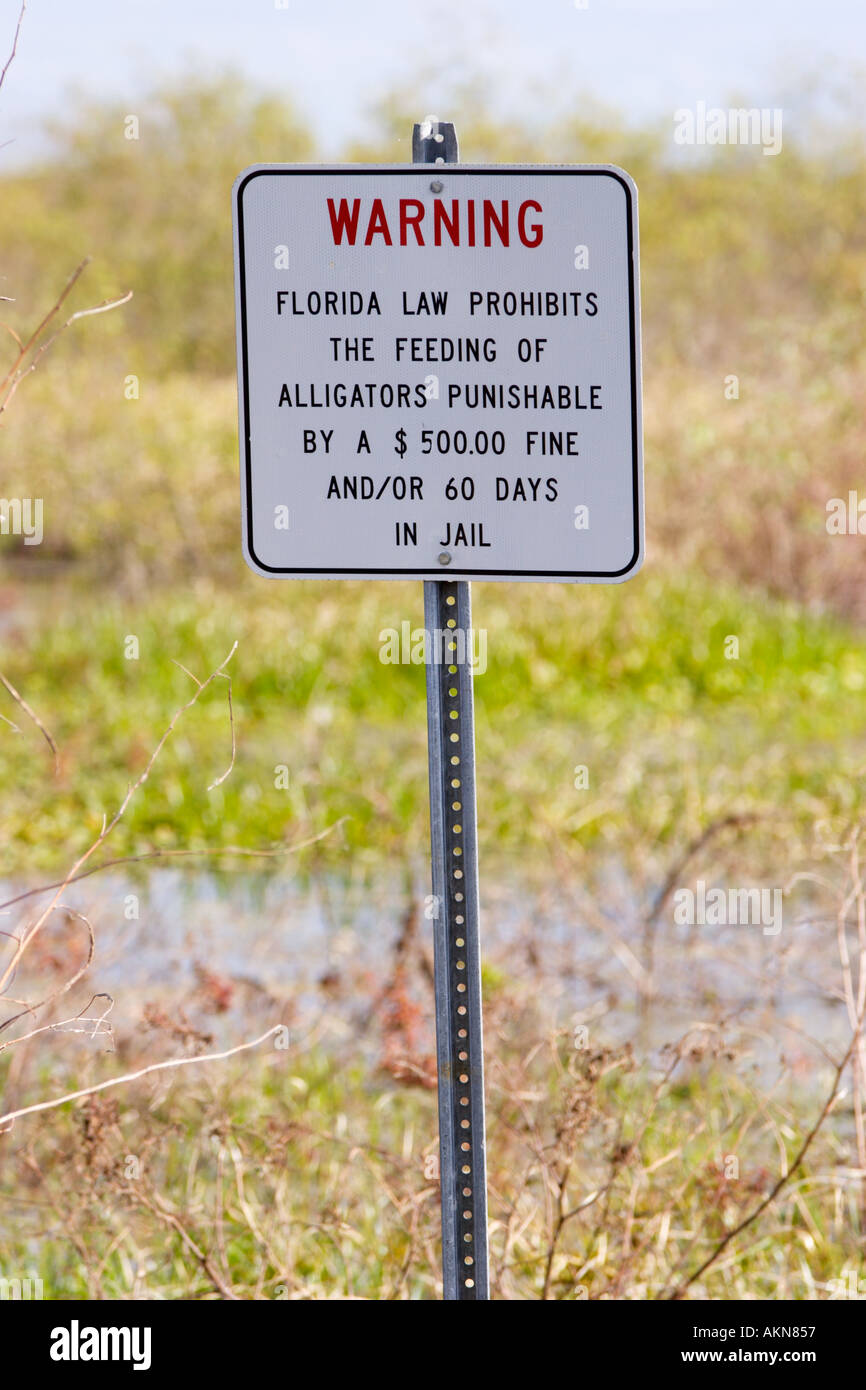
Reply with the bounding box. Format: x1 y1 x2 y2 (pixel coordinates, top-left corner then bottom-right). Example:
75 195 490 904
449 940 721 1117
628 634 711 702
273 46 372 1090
232 165 643 581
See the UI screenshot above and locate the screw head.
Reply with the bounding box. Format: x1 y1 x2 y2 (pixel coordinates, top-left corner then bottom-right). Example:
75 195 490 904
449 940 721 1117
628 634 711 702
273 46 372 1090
438 551 452 566
430 179 444 193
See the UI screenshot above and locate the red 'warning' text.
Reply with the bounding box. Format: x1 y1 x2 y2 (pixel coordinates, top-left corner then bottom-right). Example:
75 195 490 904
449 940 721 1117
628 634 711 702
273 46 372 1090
326 198 544 249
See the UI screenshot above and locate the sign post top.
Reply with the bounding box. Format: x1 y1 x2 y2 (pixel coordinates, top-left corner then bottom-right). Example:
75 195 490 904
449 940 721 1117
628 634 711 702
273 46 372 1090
233 162 643 583
411 117 459 164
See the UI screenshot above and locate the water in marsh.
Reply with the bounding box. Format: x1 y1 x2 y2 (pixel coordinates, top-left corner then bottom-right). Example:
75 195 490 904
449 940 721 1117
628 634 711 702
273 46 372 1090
1 864 850 1090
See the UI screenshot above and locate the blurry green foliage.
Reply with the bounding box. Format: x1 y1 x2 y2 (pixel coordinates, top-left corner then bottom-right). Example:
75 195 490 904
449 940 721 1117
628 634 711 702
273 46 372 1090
1 74 313 374
2 72 865 377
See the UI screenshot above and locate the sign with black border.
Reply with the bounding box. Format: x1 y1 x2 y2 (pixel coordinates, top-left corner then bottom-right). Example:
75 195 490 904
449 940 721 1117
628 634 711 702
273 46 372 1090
233 164 643 582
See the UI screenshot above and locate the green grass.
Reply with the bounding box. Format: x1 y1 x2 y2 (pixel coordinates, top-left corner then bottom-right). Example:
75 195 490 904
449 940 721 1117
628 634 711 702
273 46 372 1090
1 562 865 882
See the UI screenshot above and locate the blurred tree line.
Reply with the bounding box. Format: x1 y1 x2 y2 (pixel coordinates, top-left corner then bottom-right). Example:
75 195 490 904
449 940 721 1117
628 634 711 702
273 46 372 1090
2 71 866 617
1 71 865 378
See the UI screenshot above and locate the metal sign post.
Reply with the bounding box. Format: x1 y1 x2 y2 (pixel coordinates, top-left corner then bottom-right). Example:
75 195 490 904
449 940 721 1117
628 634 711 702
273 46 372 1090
414 120 489 1302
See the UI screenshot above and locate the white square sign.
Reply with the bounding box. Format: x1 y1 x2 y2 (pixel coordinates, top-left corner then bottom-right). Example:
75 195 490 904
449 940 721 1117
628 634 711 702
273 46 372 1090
233 165 643 582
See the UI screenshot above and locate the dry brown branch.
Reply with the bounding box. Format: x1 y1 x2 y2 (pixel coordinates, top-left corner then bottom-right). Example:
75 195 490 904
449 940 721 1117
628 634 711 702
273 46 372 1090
829 831 866 1219
0 817 348 915
208 672 236 790
173 654 237 791
0 256 132 419
0 669 58 772
536 1028 699 1298
663 1008 865 1299
118 1179 240 1301
0 286 133 416
644 812 765 928
0 258 89 395
0 643 238 999
0 1023 281 1132
0 906 96 1037
0 992 112 1054
0 1 25 97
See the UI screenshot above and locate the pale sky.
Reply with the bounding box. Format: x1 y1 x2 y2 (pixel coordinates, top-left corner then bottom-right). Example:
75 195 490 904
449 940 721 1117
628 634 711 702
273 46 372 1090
1 0 864 160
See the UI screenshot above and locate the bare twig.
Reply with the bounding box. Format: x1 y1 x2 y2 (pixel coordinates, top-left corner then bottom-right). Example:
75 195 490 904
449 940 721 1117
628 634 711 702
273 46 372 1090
0 818 348 915
0 1 25 97
0 285 133 416
0 670 58 773
663 1010 865 1299
208 672 236 790
0 643 238 998
118 1181 240 1301
0 258 89 396
0 907 96 1036
0 1024 281 1131
173 654 237 792
644 813 765 929
0 992 113 1054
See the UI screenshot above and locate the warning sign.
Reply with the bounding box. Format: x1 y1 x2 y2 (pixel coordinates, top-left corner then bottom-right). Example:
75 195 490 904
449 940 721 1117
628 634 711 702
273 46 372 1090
232 165 643 582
